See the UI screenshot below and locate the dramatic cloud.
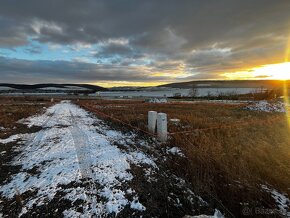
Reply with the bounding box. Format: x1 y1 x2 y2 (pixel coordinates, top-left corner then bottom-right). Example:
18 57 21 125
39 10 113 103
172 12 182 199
0 56 171 84
0 0 289 85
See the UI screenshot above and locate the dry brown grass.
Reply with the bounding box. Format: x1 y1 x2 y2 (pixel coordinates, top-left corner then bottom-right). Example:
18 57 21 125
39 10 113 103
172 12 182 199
78 99 290 216
0 97 54 137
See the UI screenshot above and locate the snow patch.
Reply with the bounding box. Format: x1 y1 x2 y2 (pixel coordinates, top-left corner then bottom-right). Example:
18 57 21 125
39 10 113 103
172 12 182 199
0 134 24 144
245 101 286 113
184 209 224 218
126 151 158 168
62 209 82 217
0 86 15 90
262 185 290 216
130 197 146 211
166 147 185 157
147 98 168 103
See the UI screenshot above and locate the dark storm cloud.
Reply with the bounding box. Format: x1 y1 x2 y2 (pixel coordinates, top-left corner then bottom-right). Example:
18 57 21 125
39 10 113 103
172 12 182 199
1 0 289 47
0 16 31 47
0 56 169 84
96 43 133 58
0 0 290 83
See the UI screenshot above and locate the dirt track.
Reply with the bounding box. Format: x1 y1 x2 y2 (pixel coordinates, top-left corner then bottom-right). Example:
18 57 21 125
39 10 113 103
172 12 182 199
0 101 216 217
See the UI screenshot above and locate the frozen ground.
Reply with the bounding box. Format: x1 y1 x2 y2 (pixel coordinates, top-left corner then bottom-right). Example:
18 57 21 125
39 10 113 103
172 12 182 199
245 101 286 113
262 185 290 217
0 101 219 217
97 88 258 98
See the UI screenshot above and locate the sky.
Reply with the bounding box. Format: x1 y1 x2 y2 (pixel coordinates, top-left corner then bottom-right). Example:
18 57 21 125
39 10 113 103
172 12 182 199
0 0 290 87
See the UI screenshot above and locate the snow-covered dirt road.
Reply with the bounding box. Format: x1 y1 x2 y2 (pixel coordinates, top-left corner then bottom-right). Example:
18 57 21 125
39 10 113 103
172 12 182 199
0 101 219 217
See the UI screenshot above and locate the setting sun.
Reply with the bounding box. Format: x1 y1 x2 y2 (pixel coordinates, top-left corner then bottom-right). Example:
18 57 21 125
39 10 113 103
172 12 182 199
253 62 290 80
223 62 290 80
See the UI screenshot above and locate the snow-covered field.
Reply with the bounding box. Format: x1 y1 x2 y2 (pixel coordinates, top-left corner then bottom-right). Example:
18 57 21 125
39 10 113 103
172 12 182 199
98 88 258 98
39 86 90 91
0 87 15 90
0 101 219 217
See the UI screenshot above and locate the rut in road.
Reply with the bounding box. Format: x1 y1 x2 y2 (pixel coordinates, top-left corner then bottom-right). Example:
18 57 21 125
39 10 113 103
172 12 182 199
69 110 100 216
69 110 94 180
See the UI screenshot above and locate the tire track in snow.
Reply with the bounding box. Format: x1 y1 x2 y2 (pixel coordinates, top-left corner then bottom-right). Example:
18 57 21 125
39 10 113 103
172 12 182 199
69 111 93 179
29 107 59 145
69 110 100 216
16 109 58 163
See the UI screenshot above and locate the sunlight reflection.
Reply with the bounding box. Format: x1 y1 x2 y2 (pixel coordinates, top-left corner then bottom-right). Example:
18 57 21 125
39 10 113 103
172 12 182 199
283 34 290 127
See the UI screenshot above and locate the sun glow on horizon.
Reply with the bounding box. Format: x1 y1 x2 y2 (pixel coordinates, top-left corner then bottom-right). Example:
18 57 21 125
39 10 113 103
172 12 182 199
222 62 290 80
283 33 290 128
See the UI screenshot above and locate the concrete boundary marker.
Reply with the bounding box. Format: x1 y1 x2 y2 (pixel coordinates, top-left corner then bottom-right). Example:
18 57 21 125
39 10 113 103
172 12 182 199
157 113 167 142
148 111 157 134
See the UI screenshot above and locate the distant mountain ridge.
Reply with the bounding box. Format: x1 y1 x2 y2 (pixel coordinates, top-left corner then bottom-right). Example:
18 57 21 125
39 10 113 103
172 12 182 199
0 83 107 91
159 80 290 89
1 80 289 91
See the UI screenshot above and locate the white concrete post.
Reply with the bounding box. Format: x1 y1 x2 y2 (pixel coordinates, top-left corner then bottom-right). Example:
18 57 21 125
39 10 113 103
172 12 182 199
148 111 157 134
51 98 54 103
157 113 167 142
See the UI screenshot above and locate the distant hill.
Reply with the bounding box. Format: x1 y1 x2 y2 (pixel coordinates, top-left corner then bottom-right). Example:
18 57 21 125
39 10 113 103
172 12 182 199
159 80 290 89
0 83 107 92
